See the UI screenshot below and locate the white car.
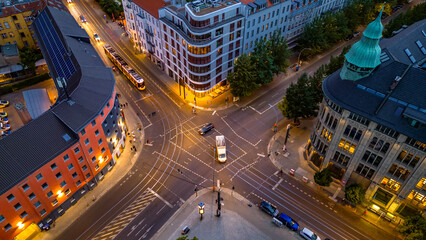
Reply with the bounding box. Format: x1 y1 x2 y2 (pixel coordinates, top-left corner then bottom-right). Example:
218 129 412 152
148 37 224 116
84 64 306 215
300 227 321 240
93 33 100 42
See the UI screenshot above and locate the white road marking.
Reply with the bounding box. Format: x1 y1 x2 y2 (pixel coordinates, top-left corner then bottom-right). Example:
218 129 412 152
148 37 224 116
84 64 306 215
212 110 217 115
272 179 283 191
148 188 173 208
257 153 265 157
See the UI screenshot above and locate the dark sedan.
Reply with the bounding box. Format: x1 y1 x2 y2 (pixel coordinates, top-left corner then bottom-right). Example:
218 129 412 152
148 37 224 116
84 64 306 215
198 123 214 135
259 201 279 217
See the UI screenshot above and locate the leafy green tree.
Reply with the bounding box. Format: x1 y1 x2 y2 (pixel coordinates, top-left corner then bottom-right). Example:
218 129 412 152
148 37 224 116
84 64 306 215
314 168 333 187
383 3 426 37
267 31 291 74
308 64 326 103
278 73 317 123
251 38 277 85
344 183 366 204
177 236 199 240
399 215 426 240
19 47 43 74
227 54 259 98
97 0 122 17
325 46 350 76
297 18 328 55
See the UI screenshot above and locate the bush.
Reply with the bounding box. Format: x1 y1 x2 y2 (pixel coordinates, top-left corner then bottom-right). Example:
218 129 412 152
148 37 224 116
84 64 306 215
0 73 51 96
314 168 333 187
344 183 366 205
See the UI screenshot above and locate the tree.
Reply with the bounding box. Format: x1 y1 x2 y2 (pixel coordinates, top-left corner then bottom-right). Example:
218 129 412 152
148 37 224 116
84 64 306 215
19 47 43 75
325 45 350 76
278 73 318 123
267 31 291 74
344 183 366 205
176 236 199 240
227 54 259 98
399 215 426 240
314 168 333 187
383 3 426 37
308 64 326 103
251 38 277 85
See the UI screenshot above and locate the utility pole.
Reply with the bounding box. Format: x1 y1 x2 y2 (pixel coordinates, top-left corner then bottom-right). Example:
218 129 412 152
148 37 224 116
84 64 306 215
216 189 222 217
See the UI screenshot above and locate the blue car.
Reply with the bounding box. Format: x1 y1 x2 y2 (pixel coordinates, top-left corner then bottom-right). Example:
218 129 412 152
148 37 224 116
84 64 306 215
277 213 299 231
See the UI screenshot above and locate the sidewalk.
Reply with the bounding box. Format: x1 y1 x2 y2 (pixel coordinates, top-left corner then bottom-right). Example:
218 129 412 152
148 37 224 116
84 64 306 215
267 117 403 238
151 188 300 240
36 89 145 240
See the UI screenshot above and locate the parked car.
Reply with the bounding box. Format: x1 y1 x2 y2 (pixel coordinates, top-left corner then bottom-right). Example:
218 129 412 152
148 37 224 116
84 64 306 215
0 100 9 108
300 227 321 240
0 130 11 137
1 117 8 124
259 201 279 217
198 123 214 135
1 122 11 131
93 33 100 42
277 213 299 231
0 112 7 118
80 15 87 23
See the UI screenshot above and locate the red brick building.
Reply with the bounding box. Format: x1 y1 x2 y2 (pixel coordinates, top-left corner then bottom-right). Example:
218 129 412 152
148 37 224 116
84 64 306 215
0 7 125 239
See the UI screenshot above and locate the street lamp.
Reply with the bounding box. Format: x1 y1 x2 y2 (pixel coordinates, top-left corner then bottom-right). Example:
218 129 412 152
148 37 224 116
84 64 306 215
297 48 312 70
198 202 205 220
283 124 292 152
268 104 278 132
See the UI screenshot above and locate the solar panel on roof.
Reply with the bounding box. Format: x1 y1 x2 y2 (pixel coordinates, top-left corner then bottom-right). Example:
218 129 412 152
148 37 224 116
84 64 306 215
35 11 76 80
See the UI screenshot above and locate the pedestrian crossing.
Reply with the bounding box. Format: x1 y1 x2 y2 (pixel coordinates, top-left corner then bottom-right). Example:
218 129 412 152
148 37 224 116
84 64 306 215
92 190 156 240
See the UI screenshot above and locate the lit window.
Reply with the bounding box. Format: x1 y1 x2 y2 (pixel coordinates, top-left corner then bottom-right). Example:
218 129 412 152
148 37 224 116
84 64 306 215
52 199 58 206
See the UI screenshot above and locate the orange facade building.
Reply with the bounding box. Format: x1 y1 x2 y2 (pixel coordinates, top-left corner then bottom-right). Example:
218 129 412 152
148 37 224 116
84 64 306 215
0 6 125 239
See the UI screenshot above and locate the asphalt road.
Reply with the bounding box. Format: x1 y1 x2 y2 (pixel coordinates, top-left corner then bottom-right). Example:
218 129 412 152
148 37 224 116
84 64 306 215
57 1 400 240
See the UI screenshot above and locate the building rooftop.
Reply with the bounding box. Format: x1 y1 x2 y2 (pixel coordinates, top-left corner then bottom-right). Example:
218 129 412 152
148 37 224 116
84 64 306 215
187 0 239 16
0 6 115 196
132 0 169 19
323 59 426 143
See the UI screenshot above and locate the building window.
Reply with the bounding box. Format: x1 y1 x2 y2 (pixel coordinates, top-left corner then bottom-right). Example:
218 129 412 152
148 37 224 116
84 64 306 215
22 184 30 191
60 181 67 188
72 172 78 178
47 191 53 198
78 156 84 163
20 211 28 219
76 180 82 186
381 177 401 192
338 138 356 154
51 163 57 170
36 173 43 181
98 139 103 145
375 124 399 139
396 150 421 167
4 22 9 29
91 120 96 126
405 137 426 152
88 148 93 154
84 139 90 145
343 125 363 141
80 129 86 136
0 215 4 223
355 163 375 179
361 150 383 167
7 194 15 202
14 203 22 211
56 172 62 179
68 163 74 170
65 189 71 196
34 201 41 208
41 182 48 190
28 193 36 200
40 209 47 216
74 147 80 154
86 173 91 178
52 199 58 206
82 165 88 171
92 156 96 163
95 164 100 170
319 127 333 142
388 164 411 180
101 147 106 153
95 129 99 136
332 151 350 166
4 223 12 232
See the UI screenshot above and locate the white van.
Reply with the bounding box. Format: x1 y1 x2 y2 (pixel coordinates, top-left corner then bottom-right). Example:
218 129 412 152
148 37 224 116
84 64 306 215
216 135 226 162
300 227 321 240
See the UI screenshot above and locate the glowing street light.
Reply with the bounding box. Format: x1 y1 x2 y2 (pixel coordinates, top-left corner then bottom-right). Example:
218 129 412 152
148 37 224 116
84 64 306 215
57 190 64 197
98 156 104 163
17 222 25 229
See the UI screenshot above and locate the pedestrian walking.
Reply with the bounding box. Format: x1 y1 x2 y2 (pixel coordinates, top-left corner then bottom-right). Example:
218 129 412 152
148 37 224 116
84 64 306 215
126 102 128 107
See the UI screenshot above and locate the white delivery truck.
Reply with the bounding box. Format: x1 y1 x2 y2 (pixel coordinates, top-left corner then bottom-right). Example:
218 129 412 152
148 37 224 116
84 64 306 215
216 135 227 163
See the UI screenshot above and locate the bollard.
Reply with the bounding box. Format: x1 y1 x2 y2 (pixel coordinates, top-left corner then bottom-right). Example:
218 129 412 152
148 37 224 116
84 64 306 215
289 169 295 176
302 176 309 183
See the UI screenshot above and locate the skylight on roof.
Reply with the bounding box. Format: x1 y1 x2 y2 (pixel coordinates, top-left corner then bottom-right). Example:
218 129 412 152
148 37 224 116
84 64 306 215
404 48 416 63
415 40 426 55
62 134 71 142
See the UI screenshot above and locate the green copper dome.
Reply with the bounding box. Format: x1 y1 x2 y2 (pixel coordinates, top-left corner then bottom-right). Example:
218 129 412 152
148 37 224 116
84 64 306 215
340 6 385 81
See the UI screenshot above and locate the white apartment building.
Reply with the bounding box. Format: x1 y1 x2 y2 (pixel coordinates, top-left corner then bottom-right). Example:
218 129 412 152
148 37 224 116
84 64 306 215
123 0 348 93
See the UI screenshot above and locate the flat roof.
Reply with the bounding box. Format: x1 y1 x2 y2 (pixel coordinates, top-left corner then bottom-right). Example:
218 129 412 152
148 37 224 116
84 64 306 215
188 0 239 16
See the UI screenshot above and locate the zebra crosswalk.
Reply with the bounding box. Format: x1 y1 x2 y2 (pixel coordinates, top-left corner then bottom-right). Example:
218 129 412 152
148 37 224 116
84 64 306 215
92 190 156 240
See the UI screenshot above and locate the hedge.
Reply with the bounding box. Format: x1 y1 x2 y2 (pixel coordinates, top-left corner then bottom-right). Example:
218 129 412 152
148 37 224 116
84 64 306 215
0 73 51 97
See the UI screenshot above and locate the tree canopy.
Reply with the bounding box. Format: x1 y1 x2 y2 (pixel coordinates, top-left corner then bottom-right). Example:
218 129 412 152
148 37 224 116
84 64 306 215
314 168 333 187
96 0 122 18
399 215 426 240
383 2 426 38
344 183 366 204
267 31 291 74
251 38 277 85
19 47 43 74
278 73 318 123
227 54 259 98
